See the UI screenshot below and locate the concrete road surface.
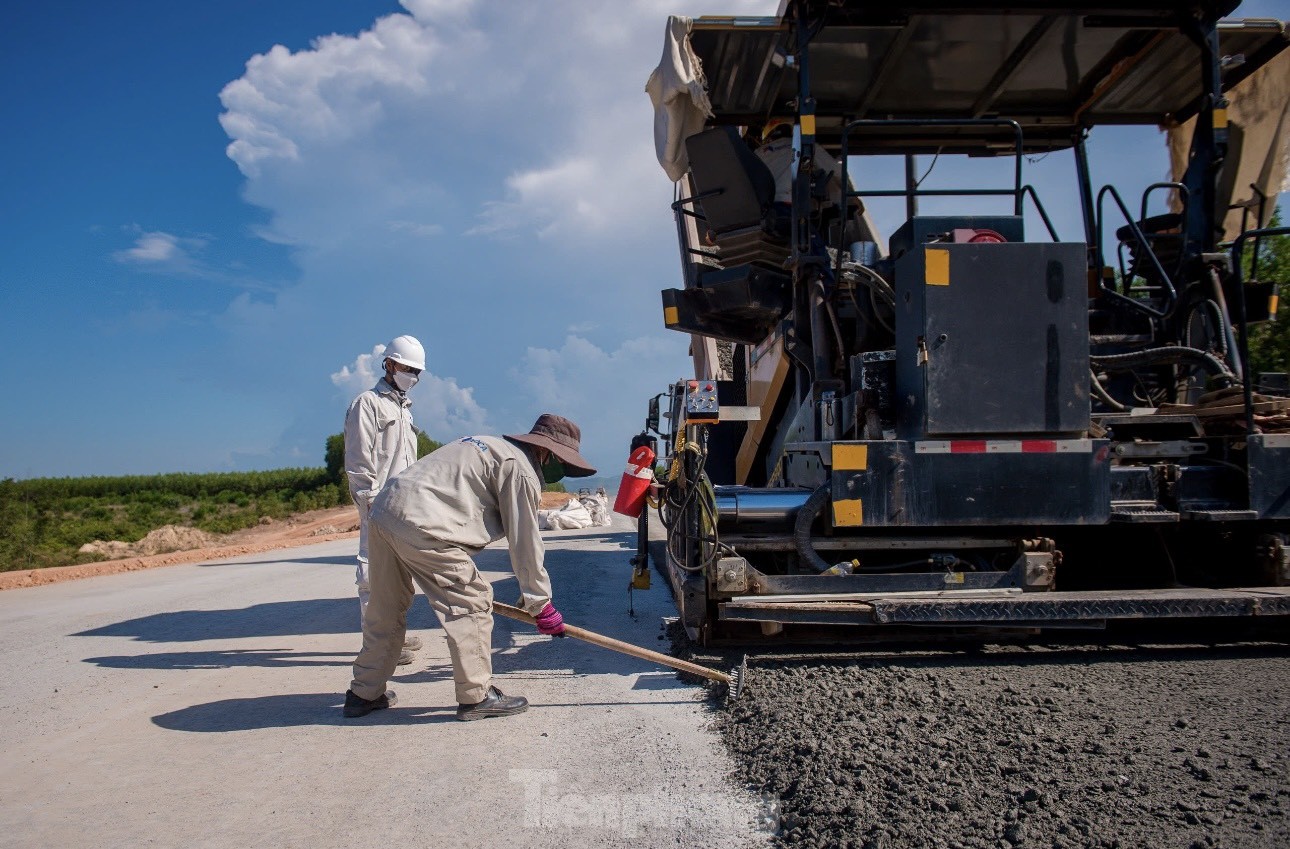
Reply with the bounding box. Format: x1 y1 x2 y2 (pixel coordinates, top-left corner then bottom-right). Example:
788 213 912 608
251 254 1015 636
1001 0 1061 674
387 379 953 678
0 518 766 849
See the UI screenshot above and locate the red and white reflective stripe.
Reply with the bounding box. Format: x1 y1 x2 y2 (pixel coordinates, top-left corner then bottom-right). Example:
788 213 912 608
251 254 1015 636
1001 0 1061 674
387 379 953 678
915 439 1093 454
622 464 653 479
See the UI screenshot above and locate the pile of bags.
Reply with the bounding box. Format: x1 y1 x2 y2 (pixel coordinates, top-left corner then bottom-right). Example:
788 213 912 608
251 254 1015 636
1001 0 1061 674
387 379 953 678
538 487 615 530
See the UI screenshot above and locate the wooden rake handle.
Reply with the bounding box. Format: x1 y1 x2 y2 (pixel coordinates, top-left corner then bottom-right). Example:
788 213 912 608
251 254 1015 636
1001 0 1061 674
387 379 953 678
491 601 731 686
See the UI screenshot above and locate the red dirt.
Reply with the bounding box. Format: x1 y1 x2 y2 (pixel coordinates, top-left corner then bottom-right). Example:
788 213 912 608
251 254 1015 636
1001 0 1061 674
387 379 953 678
1 492 581 592
0 506 364 591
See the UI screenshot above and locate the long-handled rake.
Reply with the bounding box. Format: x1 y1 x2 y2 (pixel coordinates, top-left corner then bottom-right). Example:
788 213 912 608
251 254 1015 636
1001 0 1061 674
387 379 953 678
492 601 747 700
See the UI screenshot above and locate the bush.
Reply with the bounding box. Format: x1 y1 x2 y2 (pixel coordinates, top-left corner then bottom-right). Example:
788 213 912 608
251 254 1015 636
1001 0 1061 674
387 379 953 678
0 466 348 573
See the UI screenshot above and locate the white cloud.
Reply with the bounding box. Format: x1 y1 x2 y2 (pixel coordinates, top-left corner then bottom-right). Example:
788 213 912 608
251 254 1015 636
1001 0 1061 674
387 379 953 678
509 333 692 472
113 229 205 268
330 343 490 442
218 12 445 178
218 0 776 248
408 372 490 439
387 219 444 237
209 0 775 470
401 0 477 21
330 343 388 395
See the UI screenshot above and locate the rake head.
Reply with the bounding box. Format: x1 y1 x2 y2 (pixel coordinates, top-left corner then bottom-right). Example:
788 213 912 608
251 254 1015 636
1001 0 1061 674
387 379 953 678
727 654 749 702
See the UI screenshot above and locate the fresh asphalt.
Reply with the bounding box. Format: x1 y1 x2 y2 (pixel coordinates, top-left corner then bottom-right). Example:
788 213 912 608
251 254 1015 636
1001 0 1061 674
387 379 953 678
0 516 765 848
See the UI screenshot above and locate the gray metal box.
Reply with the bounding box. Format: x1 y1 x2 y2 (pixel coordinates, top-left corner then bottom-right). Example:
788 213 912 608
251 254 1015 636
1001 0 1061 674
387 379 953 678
894 241 1089 438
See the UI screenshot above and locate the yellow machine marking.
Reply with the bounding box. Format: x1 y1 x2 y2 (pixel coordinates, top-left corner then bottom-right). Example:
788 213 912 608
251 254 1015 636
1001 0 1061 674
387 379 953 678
664 306 679 325
832 444 868 470
1213 108 1228 129
925 248 950 286
1270 293 1280 315
736 344 790 484
800 114 816 135
834 498 864 526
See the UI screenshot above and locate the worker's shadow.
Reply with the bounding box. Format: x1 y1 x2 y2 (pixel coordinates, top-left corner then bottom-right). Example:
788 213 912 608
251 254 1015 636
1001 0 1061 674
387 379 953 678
84 648 358 670
152 693 461 731
71 597 438 643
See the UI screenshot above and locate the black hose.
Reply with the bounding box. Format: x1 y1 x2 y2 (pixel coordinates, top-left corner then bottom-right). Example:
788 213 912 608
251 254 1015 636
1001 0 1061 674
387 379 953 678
1089 346 1236 386
793 484 834 574
1089 369 1130 412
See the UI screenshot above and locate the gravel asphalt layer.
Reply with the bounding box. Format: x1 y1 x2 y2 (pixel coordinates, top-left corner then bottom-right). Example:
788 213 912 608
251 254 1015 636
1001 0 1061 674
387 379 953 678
674 632 1290 849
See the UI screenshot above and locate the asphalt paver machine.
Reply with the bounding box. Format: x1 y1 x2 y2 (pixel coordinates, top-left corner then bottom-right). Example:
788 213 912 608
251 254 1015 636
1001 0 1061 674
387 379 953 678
637 0 1290 642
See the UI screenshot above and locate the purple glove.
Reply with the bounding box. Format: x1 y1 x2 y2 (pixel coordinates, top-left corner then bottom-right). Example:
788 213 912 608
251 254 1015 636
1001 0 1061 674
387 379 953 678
535 603 565 636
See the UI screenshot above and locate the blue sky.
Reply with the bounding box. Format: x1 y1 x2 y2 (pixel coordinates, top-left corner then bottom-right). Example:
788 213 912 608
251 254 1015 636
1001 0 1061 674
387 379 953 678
1 0 1285 480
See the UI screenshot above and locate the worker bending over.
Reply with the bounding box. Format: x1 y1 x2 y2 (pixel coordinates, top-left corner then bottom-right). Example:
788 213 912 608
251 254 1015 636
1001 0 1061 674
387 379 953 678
343 414 596 721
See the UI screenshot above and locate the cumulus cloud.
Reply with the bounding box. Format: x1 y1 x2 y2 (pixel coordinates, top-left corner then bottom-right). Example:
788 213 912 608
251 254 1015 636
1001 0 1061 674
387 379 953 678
409 372 490 439
330 343 389 395
211 0 775 470
218 0 776 248
509 333 692 470
330 343 490 441
218 12 445 178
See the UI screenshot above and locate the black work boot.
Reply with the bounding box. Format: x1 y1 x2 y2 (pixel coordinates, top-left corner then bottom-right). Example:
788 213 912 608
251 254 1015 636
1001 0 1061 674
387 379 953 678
343 689 397 718
456 686 529 721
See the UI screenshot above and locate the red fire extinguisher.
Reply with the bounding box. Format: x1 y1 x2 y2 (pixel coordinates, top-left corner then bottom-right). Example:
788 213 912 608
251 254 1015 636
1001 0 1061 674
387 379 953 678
613 443 656 518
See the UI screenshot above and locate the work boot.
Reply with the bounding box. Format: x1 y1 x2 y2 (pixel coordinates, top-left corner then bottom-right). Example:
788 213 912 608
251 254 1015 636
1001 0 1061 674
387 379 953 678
403 635 423 652
396 648 414 666
343 689 397 718
456 686 529 721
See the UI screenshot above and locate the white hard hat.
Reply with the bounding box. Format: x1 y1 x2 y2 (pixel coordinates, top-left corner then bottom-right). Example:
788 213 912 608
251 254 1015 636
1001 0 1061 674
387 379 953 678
383 335 425 371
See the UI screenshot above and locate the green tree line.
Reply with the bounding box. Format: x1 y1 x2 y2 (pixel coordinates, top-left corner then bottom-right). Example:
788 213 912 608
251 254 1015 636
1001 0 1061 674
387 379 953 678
0 467 347 573
1242 208 1290 376
0 428 460 573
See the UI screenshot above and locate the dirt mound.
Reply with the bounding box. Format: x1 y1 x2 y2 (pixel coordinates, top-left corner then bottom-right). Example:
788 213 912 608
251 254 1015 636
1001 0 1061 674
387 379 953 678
79 525 220 559
540 491 577 509
3 506 363 591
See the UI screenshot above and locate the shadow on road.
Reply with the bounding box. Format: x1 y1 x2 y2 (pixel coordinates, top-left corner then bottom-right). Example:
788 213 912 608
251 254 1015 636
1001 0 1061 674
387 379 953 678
152 692 694 733
84 648 358 670
152 693 461 731
70 597 440 642
197 554 356 567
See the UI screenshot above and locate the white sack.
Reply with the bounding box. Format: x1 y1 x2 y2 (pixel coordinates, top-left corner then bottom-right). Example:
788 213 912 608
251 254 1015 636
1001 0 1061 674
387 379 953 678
539 498 595 530
578 488 614 527
645 15 713 182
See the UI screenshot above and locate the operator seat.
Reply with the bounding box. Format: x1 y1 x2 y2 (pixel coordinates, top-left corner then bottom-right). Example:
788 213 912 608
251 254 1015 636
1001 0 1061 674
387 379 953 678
684 126 789 269
1115 212 1184 291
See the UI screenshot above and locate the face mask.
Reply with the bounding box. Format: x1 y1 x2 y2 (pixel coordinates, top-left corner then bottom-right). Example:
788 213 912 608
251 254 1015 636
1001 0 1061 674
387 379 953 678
392 371 419 392
542 455 566 484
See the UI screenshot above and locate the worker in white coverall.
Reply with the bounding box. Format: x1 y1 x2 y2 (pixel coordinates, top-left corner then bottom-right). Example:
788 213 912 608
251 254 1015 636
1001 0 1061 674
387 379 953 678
343 413 596 721
343 335 426 666
754 119 875 248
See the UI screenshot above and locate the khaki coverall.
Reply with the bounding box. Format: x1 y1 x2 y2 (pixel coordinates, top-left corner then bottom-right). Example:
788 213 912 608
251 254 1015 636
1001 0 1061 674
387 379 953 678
350 435 552 705
343 379 417 621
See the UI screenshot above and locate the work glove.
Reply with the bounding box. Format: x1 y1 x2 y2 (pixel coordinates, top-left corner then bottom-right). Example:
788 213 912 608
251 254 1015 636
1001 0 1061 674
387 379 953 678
535 603 565 637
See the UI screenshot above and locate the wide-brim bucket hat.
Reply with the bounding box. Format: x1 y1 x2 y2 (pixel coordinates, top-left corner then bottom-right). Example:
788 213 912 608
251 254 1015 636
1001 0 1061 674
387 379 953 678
505 414 597 477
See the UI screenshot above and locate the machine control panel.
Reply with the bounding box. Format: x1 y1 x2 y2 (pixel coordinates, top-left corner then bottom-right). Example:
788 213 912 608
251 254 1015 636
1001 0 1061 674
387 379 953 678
685 380 720 424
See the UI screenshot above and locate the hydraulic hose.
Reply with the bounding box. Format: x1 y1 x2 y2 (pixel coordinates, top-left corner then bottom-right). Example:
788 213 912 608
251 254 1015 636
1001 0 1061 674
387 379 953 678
1089 346 1235 386
1089 369 1130 412
793 484 834 574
